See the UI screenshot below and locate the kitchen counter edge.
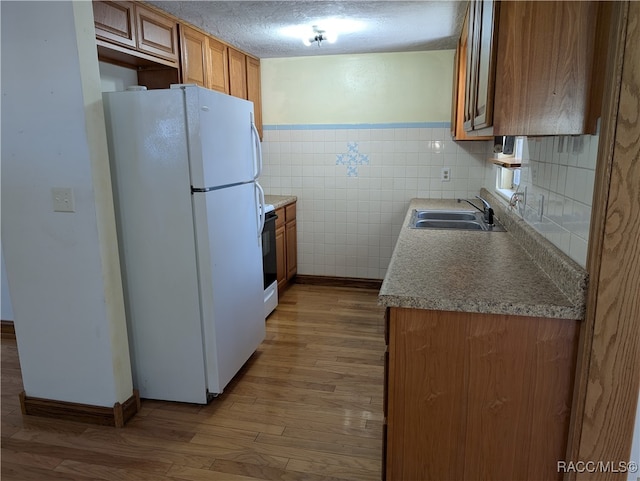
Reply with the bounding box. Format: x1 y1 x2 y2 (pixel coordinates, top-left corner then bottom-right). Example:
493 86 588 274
265 195 297 210
378 194 587 321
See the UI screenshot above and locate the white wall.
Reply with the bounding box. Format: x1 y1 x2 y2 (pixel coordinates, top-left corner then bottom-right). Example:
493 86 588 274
98 61 138 92
260 51 491 279
1 1 132 406
261 127 490 278
262 51 454 125
1 247 14 320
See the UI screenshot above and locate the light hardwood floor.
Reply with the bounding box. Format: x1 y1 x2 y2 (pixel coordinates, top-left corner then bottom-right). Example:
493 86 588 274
1 284 386 481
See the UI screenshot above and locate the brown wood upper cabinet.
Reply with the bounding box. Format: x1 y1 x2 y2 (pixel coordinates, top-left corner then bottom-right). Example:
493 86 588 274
134 4 179 63
459 0 605 136
93 1 179 66
246 56 263 139
179 24 208 86
451 9 493 141
179 25 230 94
228 47 263 139
228 47 248 100
206 37 230 94
93 0 136 49
94 2 263 136
464 0 499 132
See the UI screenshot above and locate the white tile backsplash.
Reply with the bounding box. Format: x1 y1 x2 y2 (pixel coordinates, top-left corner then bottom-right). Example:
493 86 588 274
262 125 492 279
488 133 598 267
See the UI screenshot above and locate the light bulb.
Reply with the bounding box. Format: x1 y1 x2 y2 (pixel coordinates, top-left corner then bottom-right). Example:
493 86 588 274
325 31 337 44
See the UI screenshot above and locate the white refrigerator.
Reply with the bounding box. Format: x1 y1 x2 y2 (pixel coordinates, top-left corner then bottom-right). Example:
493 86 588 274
103 84 266 404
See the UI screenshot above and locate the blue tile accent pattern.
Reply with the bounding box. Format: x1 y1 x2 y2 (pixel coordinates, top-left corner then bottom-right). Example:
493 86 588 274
336 142 370 177
263 122 451 130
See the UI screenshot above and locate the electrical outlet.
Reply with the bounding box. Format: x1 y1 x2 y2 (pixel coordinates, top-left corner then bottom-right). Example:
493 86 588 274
52 188 75 212
441 167 451 182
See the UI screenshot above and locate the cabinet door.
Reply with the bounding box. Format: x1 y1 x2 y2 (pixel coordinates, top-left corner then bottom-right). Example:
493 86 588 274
207 37 230 94
286 219 297 281
463 1 480 131
452 9 493 141
179 25 208 87
472 0 499 130
134 4 179 63
228 47 248 99
493 1 598 135
246 56 263 139
464 0 499 132
275 224 286 290
93 1 136 49
386 308 467 480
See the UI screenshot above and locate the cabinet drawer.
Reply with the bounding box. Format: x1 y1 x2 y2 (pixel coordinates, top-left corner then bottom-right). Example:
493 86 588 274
275 207 285 229
285 203 296 222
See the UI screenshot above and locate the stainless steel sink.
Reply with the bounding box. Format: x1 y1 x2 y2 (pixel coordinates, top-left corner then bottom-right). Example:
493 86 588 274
409 209 506 231
413 219 486 230
414 210 478 221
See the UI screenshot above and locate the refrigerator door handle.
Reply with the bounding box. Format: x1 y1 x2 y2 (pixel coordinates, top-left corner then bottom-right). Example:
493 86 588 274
251 113 263 180
255 181 266 237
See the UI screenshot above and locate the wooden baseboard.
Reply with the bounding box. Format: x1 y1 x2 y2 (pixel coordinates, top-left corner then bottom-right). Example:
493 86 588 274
20 389 140 428
294 275 383 290
1 320 16 340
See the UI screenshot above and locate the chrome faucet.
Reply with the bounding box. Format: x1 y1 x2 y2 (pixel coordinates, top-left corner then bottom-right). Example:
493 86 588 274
458 195 494 226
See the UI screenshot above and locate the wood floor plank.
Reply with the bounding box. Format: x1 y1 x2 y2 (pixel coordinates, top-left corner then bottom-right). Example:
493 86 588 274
281 426 383 449
240 374 336 393
2 437 173 474
142 405 286 436
0 445 63 470
210 459 350 481
167 464 269 481
254 432 381 460
10 429 216 469
229 398 382 425
126 415 261 441
53 459 175 481
285 458 382 481
226 380 373 409
190 432 380 472
1 285 385 481
1 462 98 481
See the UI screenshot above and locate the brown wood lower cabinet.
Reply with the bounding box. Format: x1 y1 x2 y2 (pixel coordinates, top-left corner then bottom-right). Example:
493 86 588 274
383 307 579 481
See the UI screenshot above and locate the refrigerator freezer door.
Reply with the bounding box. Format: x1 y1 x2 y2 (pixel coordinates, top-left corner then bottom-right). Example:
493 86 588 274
182 86 256 189
191 181 266 394
103 89 209 404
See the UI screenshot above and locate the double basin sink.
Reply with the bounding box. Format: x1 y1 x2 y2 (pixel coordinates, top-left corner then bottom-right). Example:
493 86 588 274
409 209 506 231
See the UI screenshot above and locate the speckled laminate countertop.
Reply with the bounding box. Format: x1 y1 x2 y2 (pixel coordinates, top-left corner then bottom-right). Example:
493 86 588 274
378 197 586 320
265 195 297 210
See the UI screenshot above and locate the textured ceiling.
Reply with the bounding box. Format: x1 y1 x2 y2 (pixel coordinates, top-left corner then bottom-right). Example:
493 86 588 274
147 1 468 58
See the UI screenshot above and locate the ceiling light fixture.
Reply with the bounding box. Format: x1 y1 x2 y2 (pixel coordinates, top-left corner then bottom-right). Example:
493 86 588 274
303 25 337 47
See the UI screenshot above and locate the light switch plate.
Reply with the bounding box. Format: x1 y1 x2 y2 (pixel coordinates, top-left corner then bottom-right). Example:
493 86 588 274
52 187 75 212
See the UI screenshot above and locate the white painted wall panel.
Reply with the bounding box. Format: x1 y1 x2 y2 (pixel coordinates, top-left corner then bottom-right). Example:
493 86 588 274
1 1 132 406
1 248 14 321
262 51 455 125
